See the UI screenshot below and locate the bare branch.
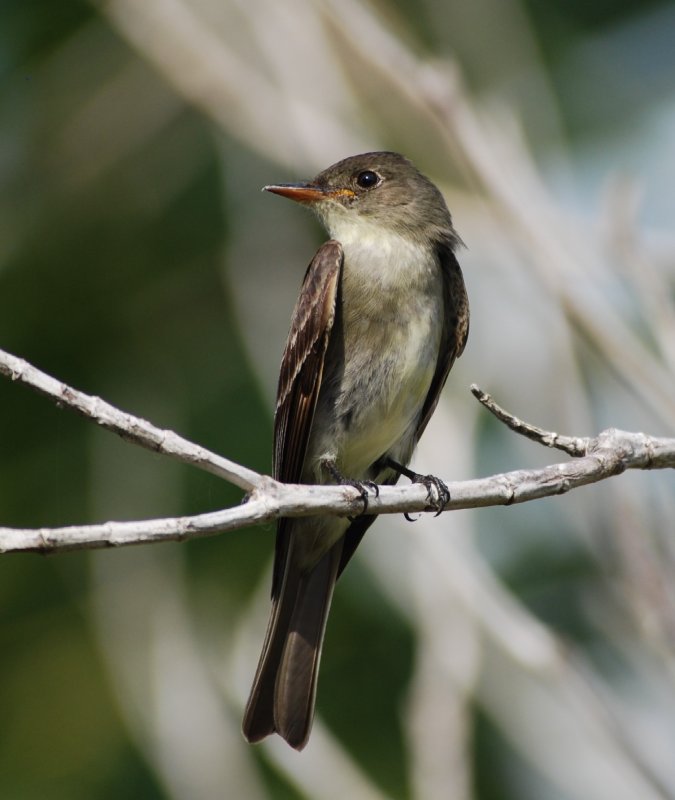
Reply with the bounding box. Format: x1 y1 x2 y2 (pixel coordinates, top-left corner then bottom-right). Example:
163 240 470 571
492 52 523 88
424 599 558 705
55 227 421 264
1 348 674 554
471 384 588 456
0 348 261 492
1 345 674 555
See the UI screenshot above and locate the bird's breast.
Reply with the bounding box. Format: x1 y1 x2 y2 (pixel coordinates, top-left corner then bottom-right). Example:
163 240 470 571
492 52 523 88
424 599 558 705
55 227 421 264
306 236 443 479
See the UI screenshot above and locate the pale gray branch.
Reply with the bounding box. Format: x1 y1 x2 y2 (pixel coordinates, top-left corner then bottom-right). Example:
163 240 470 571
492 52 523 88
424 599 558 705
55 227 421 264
470 383 588 456
1 345 674 555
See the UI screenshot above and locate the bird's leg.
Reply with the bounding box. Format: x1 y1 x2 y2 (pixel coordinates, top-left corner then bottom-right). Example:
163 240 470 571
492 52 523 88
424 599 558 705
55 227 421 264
321 458 379 516
385 458 450 518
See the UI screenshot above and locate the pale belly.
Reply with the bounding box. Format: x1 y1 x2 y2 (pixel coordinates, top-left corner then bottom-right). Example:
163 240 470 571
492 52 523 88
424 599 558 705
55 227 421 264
305 286 442 481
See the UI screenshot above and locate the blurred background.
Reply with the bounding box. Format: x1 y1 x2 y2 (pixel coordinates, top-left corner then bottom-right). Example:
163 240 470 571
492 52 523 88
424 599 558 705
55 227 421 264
2 0 675 797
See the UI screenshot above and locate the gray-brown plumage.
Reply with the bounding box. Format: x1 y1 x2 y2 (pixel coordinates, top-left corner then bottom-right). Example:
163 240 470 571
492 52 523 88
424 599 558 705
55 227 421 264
242 152 469 750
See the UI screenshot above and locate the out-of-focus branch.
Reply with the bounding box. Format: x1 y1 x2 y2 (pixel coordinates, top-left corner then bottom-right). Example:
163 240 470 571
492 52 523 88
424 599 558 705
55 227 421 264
1 348 674 554
321 0 675 428
93 0 675 432
95 0 367 169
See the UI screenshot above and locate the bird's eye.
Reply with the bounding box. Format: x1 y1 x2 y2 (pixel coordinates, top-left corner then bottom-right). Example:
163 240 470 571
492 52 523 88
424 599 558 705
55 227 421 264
355 170 380 189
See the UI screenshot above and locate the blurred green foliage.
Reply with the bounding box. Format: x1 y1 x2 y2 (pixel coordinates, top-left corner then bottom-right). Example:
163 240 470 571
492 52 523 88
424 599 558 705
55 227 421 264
1 2 273 796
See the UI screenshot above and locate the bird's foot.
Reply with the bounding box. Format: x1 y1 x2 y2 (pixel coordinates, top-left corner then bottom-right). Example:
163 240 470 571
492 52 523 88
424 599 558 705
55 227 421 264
385 458 449 518
415 473 450 516
322 459 379 517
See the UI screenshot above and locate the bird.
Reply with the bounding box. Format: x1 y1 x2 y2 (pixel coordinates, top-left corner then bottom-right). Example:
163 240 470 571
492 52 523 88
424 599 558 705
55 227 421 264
242 151 469 750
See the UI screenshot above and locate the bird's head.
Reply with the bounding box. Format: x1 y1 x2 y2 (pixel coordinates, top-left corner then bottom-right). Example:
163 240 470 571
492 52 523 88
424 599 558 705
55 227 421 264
264 151 458 247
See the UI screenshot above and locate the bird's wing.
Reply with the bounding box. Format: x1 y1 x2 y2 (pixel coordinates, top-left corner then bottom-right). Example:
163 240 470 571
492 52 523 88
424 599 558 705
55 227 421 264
416 243 469 440
272 240 343 596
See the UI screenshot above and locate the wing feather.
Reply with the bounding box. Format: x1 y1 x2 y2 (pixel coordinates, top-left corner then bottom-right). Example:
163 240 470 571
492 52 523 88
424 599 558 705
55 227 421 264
272 240 343 597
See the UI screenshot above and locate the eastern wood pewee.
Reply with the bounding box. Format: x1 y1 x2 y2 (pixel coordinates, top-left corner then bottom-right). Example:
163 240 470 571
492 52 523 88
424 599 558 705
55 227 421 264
243 151 469 750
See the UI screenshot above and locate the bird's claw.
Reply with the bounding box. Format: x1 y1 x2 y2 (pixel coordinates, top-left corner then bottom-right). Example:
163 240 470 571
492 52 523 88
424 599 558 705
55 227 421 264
416 474 450 516
346 479 378 518
384 457 449 518
323 459 379 518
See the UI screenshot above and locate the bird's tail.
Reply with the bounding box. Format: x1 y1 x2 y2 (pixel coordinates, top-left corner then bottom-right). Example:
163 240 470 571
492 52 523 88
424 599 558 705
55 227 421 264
242 540 341 750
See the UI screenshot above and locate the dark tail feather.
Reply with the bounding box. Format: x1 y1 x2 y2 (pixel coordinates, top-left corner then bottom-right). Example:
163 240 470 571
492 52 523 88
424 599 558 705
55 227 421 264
242 541 341 750
242 558 300 744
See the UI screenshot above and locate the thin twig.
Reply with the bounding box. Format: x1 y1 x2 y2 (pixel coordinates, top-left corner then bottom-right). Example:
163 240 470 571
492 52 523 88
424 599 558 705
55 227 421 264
470 384 587 456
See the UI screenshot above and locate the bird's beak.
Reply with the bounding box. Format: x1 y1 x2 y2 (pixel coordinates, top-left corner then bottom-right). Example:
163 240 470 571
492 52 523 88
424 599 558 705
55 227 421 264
264 183 355 204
